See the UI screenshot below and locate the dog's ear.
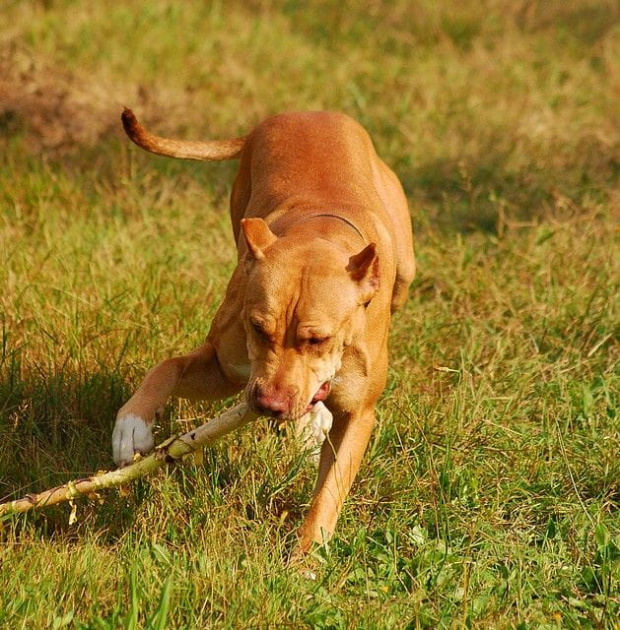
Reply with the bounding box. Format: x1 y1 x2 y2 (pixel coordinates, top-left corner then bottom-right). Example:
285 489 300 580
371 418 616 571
241 218 278 260
348 243 380 304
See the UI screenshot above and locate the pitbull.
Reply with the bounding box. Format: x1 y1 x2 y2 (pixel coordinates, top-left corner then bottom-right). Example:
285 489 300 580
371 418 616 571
112 109 415 551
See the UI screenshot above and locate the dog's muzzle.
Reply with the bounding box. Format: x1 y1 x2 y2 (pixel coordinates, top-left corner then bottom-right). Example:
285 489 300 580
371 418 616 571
251 380 331 419
305 381 331 412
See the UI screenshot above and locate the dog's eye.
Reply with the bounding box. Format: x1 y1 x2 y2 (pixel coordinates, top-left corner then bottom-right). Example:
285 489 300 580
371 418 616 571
250 319 268 339
307 336 327 347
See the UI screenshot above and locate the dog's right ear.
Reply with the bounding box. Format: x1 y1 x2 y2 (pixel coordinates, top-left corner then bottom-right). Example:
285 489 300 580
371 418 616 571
241 218 278 261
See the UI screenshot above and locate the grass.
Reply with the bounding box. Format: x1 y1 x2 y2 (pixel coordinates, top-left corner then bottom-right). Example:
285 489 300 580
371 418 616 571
1 0 618 627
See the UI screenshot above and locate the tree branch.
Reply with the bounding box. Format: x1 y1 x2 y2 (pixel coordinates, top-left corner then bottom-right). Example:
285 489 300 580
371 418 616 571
0 402 255 517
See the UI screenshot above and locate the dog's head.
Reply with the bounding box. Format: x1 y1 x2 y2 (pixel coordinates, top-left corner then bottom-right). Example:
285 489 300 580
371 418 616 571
240 217 380 420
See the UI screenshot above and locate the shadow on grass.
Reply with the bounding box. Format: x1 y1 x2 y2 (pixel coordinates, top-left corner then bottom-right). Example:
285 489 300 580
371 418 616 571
0 362 253 543
401 135 618 233
0 363 145 539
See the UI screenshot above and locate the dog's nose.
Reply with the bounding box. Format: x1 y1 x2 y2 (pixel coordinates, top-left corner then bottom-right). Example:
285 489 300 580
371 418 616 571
253 385 292 417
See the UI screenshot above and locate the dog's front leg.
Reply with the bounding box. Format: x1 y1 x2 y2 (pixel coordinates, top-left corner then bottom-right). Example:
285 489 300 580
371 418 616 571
296 404 376 552
112 339 242 467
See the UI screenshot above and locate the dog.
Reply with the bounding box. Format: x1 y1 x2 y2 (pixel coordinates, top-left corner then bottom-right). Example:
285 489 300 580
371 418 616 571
112 109 415 552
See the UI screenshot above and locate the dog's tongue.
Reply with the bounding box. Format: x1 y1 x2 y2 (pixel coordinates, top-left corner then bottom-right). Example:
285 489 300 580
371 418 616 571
311 381 331 404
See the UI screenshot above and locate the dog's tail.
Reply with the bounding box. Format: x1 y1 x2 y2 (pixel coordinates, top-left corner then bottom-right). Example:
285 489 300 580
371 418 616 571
121 109 246 161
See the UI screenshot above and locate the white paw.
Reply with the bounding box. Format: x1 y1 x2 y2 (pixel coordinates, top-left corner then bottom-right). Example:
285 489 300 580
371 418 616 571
112 414 154 467
308 401 333 442
296 402 333 460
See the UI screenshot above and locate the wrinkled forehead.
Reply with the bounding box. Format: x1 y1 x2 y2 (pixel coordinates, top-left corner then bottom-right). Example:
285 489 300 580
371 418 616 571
245 245 358 327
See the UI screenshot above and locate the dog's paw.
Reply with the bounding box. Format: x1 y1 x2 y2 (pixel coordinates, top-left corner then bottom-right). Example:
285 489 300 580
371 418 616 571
296 401 333 461
112 414 155 468
308 401 333 441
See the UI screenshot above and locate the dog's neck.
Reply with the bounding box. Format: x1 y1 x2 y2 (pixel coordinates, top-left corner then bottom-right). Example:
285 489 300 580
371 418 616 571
296 213 366 244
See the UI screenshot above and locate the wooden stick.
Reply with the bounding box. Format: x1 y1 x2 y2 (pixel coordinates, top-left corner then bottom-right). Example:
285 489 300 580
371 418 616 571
0 402 255 517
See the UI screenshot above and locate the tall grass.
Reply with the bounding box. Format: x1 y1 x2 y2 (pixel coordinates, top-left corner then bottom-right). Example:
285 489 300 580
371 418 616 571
1 1 618 628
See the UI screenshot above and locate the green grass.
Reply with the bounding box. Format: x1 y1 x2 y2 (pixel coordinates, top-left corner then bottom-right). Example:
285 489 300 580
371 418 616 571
1 0 618 628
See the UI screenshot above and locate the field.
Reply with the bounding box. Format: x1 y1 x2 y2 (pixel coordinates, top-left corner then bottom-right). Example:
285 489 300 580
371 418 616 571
0 1 618 628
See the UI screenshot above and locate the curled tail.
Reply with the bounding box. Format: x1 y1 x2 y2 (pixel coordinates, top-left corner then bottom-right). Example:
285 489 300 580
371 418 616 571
121 109 246 161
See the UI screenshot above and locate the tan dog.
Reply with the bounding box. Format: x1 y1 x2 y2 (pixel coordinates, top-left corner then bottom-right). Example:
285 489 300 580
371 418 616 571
112 110 415 551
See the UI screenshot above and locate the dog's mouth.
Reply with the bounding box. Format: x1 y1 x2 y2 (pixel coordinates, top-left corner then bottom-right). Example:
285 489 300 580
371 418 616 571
248 377 332 420
304 381 331 413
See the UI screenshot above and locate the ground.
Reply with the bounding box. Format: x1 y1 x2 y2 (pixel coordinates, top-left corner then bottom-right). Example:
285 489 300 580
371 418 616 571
0 1 618 628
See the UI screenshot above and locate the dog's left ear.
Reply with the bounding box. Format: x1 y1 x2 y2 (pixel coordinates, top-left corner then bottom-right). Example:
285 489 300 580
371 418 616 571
241 218 278 260
348 243 380 304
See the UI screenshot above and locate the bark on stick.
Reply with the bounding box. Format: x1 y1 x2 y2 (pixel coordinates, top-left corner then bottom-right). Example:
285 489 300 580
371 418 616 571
0 402 254 517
